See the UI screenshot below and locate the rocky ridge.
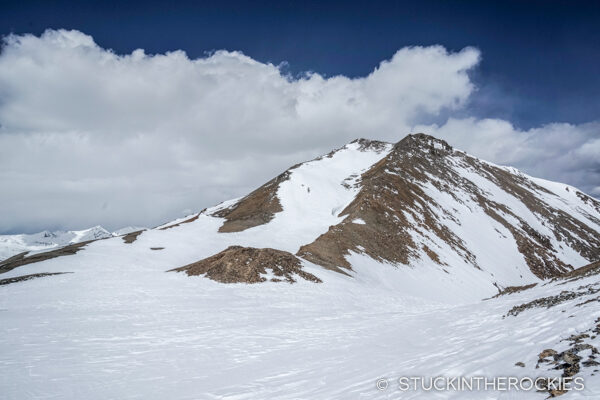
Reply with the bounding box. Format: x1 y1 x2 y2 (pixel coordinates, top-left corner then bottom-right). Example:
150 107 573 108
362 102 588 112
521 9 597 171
297 134 599 278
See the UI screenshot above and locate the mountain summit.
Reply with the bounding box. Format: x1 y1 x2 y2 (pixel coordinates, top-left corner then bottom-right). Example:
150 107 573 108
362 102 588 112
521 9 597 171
299 134 599 278
203 133 600 290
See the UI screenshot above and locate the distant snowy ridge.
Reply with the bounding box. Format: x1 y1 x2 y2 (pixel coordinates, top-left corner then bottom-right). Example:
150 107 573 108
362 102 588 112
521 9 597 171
0 225 145 261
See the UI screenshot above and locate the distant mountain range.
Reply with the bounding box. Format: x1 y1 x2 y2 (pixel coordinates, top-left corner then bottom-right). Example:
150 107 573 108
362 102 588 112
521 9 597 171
0 225 144 261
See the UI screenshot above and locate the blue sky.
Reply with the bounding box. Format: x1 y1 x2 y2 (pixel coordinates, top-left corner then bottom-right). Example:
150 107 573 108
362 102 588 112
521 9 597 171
0 1 598 233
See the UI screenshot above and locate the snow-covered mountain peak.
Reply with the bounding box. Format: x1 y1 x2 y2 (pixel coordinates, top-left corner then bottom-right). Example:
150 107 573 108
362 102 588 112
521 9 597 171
0 225 137 261
70 225 112 242
195 133 599 297
298 133 599 284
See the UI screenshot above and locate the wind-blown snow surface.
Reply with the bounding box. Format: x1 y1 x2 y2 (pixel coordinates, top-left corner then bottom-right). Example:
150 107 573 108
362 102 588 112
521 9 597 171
1 140 600 399
2 243 600 399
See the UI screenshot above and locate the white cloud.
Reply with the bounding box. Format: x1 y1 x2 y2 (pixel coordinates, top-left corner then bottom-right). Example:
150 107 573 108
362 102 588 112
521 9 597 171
415 118 600 196
0 29 597 233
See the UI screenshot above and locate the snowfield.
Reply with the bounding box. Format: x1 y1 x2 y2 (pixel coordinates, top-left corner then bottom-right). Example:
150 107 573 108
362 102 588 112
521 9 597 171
2 241 599 399
1 137 599 399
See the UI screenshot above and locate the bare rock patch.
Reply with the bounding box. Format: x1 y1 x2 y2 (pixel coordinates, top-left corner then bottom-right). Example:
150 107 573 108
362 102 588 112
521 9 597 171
0 242 90 274
170 246 321 284
0 272 72 286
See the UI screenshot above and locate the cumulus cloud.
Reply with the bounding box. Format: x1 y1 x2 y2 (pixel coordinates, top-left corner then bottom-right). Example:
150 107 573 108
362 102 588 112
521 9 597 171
415 118 600 196
0 29 597 233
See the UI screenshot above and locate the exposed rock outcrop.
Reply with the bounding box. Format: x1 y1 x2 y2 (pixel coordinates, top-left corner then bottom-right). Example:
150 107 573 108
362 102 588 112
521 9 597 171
210 171 291 233
170 246 321 284
0 272 72 286
122 230 144 244
0 241 90 274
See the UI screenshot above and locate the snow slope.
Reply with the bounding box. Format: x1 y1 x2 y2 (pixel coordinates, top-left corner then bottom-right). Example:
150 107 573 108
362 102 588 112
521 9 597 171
1 239 599 399
1 134 599 399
